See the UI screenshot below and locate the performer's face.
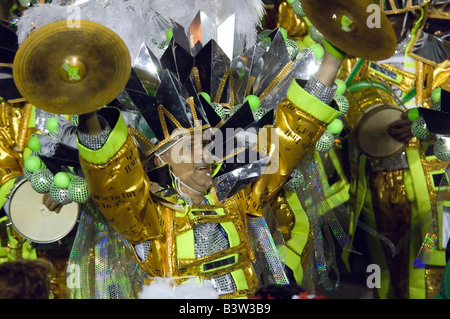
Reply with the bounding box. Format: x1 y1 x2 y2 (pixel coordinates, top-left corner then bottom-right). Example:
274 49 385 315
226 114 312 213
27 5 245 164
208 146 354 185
158 133 213 193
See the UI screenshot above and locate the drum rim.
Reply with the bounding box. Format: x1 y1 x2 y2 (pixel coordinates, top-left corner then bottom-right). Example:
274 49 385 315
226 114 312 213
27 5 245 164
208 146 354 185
8 178 79 244
354 105 407 159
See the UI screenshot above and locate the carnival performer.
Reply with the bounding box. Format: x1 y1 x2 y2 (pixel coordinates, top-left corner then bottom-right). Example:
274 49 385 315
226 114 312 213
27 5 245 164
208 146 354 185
73 43 345 299
14 0 391 299
338 0 450 299
266 0 352 291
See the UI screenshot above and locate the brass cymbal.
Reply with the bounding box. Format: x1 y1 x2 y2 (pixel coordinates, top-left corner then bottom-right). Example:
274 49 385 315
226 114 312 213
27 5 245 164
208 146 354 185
13 20 131 115
300 0 397 61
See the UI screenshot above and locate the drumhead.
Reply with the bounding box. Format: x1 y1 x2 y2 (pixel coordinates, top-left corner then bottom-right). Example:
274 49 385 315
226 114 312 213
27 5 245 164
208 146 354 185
356 106 406 158
8 179 79 244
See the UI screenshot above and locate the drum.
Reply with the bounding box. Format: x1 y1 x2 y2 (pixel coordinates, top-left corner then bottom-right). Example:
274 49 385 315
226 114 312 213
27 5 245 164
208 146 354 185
8 177 79 244
343 81 407 158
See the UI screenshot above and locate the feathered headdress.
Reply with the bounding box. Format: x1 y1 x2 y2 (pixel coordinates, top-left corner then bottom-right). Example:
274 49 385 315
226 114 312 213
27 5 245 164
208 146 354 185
16 0 333 204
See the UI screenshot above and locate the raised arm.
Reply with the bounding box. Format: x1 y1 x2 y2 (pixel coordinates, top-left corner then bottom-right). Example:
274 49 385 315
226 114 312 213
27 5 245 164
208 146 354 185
76 107 162 243
77 111 102 135
244 49 345 212
315 49 344 87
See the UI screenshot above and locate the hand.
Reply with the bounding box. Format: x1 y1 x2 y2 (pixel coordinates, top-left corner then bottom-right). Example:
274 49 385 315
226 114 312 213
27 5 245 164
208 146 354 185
77 111 101 135
315 48 345 87
314 40 347 88
42 193 62 213
387 111 413 143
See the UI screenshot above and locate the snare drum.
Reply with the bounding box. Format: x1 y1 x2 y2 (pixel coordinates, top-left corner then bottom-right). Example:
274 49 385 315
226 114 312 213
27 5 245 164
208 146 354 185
344 81 407 158
8 177 79 244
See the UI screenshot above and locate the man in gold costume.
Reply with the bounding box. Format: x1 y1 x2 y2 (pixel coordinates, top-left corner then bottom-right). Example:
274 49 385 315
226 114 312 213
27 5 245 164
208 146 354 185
74 45 345 298
59 0 355 295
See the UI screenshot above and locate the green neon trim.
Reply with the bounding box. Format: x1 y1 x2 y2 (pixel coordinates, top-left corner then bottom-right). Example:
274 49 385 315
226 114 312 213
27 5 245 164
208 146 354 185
345 58 365 86
221 221 240 248
205 192 216 205
28 105 36 128
187 205 241 249
1 216 36 260
406 8 425 54
312 150 349 208
77 110 128 164
348 80 391 94
176 230 195 259
405 148 432 214
284 248 303 284
230 269 249 292
303 16 313 28
426 251 446 266
323 39 346 61
284 191 310 284
286 80 340 124
211 162 223 178
0 178 16 209
327 150 350 204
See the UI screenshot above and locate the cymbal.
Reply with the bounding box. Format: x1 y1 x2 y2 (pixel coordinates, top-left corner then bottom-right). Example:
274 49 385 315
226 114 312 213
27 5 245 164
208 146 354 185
300 0 397 61
13 20 131 115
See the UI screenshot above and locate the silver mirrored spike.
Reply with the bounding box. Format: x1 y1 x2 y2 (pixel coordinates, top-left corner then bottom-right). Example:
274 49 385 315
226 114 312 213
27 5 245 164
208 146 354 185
411 32 450 65
254 30 291 97
230 46 256 104
210 41 231 103
189 11 217 56
133 43 163 93
171 22 193 54
213 156 270 202
292 49 321 80
216 14 236 60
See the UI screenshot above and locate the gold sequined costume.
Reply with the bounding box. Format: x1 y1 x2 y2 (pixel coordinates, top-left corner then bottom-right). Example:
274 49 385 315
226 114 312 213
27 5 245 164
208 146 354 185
78 80 340 298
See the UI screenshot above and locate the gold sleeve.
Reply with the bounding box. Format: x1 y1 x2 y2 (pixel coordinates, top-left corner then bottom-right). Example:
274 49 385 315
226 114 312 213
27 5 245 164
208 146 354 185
79 133 162 244
0 100 34 188
246 80 340 211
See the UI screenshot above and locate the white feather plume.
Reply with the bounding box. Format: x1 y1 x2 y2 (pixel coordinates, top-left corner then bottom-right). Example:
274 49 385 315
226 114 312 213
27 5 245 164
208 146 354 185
17 0 265 59
138 277 220 299
157 0 265 49
16 0 173 61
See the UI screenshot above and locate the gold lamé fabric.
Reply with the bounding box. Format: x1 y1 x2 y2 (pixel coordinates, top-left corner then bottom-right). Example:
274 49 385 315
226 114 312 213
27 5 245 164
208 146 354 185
271 193 295 242
79 97 328 298
276 2 309 40
0 100 36 188
425 265 445 299
369 169 411 299
368 63 417 93
271 192 313 279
